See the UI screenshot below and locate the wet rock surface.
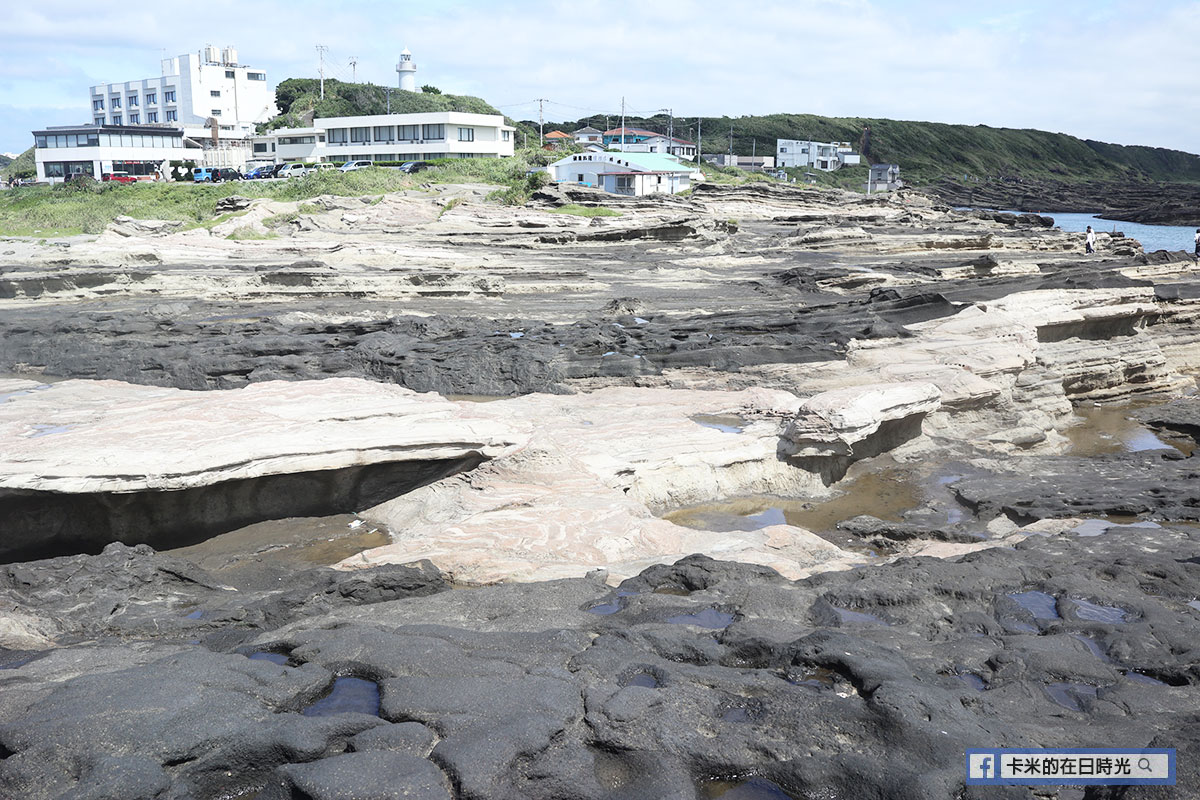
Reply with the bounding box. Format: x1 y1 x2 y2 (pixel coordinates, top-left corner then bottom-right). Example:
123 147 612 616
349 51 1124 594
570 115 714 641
2 529 1200 799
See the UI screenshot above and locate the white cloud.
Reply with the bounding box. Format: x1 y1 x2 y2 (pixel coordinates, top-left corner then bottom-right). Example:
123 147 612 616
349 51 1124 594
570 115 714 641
0 0 1196 155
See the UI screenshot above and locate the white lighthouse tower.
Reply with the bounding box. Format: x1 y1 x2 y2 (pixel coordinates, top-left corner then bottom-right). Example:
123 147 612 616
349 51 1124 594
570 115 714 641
396 48 417 91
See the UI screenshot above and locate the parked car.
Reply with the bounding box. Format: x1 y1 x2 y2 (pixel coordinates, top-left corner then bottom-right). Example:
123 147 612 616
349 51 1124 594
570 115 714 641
102 171 138 184
276 163 309 179
398 161 433 174
340 160 373 172
268 163 289 178
212 168 242 182
192 167 215 183
247 166 275 180
312 162 337 173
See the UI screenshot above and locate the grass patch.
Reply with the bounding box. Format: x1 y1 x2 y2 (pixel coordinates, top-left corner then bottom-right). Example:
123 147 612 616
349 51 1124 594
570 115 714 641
548 204 622 217
226 226 278 240
262 211 300 229
0 150 556 236
437 197 461 219
180 210 249 232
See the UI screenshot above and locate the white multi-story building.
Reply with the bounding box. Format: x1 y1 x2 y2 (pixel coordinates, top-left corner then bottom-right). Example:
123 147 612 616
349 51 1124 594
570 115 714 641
252 112 516 164
33 124 186 182
776 139 861 171
550 152 694 196
88 46 275 139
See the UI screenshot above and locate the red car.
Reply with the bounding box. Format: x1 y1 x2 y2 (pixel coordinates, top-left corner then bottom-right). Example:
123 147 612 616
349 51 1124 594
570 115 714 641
102 171 138 184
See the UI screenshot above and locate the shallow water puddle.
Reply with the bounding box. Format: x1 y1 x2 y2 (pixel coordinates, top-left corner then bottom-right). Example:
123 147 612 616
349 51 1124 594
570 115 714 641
786 667 837 689
957 673 987 691
1070 634 1111 662
586 590 639 615
1066 405 1194 457
1070 598 1128 624
1008 591 1060 620
1044 682 1098 712
831 606 888 626
301 677 381 717
699 777 793 799
1125 671 1170 687
666 609 735 629
691 414 748 434
248 651 290 666
165 514 391 571
623 672 659 688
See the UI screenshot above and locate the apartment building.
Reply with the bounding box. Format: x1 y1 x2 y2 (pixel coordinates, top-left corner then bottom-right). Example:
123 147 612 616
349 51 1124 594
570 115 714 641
253 112 516 164
88 46 275 138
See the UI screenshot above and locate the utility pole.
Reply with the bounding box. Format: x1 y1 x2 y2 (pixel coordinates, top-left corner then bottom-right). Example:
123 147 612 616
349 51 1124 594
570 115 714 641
729 124 734 158
536 98 547 148
697 117 702 163
386 87 391 114
620 97 626 152
658 108 673 155
349 56 358 82
316 45 328 99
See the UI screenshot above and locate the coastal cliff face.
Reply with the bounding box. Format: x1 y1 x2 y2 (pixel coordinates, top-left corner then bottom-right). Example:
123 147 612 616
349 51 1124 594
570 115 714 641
2 181 1200 799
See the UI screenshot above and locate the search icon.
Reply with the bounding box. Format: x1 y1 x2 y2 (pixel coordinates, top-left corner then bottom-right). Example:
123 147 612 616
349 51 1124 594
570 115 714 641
1138 757 1152 771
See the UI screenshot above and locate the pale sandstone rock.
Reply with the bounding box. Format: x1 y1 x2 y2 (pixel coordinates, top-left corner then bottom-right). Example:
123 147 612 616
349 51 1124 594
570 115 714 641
783 382 941 458
0 378 522 493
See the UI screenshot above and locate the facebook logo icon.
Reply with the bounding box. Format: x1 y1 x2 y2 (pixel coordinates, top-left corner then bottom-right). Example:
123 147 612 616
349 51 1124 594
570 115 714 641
969 752 998 780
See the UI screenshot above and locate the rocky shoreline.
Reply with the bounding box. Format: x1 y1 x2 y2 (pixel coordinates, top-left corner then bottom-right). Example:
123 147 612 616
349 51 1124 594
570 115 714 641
2 180 1200 798
932 177 1200 227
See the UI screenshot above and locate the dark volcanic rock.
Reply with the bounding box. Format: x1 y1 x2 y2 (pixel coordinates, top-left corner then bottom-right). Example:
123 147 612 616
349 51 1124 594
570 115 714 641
950 450 1200 523
4 527 1200 799
1134 398 1200 439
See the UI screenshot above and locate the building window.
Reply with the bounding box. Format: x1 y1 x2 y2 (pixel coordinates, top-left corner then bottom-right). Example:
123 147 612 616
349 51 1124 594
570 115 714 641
577 173 584 182
112 115 122 125
350 127 370 143
129 113 139 124
95 117 104 126
373 125 394 141
210 90 221 97
166 110 177 122
779 147 787 153
328 128 348 144
211 109 221 116
280 136 316 145
225 70 235 78
111 97 121 108
253 143 268 153
93 99 104 111
164 90 176 102
421 124 444 140
147 112 157 123
502 130 510 141
457 127 474 142
128 95 138 106
247 72 266 81
146 92 156 104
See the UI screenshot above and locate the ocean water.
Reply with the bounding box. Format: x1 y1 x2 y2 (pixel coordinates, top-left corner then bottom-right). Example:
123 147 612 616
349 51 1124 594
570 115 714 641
1033 212 1197 254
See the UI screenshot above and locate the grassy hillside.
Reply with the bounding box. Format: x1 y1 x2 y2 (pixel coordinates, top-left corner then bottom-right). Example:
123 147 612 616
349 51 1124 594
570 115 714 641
544 112 1200 186
266 79 537 142
1 147 35 181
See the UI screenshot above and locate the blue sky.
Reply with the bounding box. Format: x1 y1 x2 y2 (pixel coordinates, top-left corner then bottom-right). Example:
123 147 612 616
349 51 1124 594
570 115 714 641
1 0 1198 156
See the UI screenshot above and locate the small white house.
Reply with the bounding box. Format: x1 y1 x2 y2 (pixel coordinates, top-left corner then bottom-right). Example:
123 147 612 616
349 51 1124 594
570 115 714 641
551 152 693 196
573 126 603 144
777 139 860 171
866 163 902 193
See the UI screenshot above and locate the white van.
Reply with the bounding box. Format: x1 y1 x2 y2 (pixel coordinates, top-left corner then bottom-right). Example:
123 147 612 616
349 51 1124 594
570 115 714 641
276 163 309 179
340 160 373 172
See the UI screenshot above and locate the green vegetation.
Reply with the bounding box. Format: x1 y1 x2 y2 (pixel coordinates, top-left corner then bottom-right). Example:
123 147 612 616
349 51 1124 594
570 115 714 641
549 204 622 217
0 152 555 236
543 112 1200 186
226 226 278 240
437 197 461 219
1 147 35 181
261 211 300 229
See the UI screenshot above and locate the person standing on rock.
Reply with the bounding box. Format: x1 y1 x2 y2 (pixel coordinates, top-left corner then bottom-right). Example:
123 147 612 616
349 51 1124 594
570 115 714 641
1194 228 1199 259
1085 225 1096 254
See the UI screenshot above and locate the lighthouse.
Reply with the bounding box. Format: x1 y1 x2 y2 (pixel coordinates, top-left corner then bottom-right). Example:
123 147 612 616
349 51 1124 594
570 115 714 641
396 48 417 91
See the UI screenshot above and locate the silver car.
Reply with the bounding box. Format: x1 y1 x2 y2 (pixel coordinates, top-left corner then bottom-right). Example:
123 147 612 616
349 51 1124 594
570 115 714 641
276 163 309 178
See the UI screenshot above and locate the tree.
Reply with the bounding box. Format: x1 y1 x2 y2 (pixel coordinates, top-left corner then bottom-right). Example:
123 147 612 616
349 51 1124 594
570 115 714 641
421 84 442 94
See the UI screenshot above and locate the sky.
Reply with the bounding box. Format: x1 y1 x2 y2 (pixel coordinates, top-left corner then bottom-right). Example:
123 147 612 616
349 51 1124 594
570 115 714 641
1 0 1198 156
